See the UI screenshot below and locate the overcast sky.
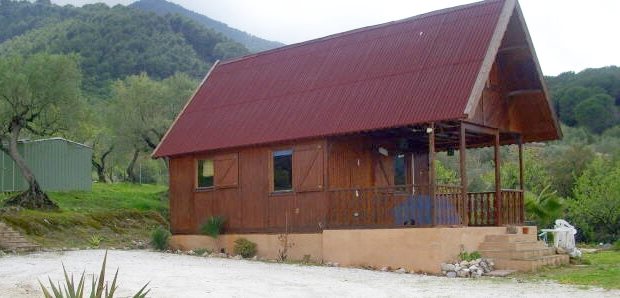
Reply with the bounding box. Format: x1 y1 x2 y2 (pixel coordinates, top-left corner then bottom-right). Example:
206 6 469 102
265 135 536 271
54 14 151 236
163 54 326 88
50 0 619 76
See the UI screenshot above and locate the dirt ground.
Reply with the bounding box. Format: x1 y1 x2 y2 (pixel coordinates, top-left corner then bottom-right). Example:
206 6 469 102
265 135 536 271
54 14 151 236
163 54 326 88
0 250 617 297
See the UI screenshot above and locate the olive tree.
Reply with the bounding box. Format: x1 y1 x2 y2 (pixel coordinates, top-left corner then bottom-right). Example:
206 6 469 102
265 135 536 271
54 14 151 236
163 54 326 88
0 54 82 209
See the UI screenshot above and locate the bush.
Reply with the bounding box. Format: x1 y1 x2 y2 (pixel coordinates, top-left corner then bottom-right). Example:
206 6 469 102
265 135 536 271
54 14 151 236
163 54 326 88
569 157 620 243
233 238 257 258
614 240 620 251
458 251 481 261
151 226 170 251
200 216 225 238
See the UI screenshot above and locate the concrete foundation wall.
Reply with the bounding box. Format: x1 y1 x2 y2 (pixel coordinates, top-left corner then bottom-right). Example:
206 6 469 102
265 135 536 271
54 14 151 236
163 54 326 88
170 226 536 273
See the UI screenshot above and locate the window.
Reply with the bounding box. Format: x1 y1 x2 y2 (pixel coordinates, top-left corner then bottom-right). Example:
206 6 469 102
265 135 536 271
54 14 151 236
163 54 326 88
394 154 407 186
197 159 214 188
273 149 293 191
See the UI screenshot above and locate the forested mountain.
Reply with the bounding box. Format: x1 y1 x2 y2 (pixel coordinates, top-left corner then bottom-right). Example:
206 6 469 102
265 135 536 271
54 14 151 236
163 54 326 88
0 0 249 97
546 66 620 134
130 0 285 52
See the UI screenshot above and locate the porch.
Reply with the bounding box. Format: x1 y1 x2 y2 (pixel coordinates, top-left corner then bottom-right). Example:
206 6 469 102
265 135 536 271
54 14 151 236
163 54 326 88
324 120 527 229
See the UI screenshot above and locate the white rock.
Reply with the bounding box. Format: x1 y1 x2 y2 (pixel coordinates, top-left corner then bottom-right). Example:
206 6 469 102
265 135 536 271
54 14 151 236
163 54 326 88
456 270 469 278
233 255 243 260
469 265 479 271
380 266 389 272
395 268 407 274
333 262 340 267
441 263 456 271
446 271 457 278
251 255 258 261
201 252 210 257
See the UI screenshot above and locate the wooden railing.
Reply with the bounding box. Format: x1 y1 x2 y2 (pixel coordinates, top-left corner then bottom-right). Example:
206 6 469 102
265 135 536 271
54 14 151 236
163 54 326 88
326 184 463 229
466 189 524 226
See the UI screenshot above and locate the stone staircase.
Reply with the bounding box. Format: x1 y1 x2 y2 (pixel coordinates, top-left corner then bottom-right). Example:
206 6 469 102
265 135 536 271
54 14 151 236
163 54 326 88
478 231 569 272
0 221 39 252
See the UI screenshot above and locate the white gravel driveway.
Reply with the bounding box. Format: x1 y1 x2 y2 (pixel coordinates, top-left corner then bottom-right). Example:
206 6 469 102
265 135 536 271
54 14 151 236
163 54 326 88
0 250 616 297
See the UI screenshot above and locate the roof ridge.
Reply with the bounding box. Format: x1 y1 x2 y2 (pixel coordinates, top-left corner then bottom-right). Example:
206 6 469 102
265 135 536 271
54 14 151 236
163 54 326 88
219 0 502 66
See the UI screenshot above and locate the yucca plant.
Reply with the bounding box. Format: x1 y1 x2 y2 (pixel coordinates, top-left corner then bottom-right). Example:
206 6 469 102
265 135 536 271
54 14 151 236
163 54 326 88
200 216 225 239
39 251 150 298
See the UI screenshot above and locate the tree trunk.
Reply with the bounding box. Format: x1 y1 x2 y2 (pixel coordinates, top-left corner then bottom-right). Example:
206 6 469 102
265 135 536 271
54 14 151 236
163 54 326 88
126 148 140 183
3 121 58 209
92 145 113 183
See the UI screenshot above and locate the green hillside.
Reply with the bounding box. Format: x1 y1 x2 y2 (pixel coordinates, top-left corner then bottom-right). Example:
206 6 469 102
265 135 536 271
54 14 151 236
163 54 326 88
0 0 249 97
130 0 285 52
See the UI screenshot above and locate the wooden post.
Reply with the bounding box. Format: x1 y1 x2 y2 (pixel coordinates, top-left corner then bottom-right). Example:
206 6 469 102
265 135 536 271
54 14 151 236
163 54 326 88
428 123 436 226
459 123 468 226
494 130 502 226
518 135 524 191
518 134 525 224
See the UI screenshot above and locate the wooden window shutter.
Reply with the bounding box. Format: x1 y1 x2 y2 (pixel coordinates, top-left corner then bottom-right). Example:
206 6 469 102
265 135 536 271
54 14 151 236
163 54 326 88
214 153 239 188
293 144 324 192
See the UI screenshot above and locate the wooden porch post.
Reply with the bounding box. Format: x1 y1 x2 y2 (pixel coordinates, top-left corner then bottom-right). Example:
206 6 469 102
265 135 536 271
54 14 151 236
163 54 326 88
518 134 525 224
459 123 468 226
494 130 502 226
428 122 436 226
518 135 524 191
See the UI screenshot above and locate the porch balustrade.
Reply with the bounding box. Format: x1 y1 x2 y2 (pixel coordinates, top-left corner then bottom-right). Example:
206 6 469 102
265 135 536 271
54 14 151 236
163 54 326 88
325 185 524 229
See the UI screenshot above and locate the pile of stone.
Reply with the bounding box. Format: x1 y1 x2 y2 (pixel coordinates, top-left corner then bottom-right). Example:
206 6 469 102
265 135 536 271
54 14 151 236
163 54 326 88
440 258 494 278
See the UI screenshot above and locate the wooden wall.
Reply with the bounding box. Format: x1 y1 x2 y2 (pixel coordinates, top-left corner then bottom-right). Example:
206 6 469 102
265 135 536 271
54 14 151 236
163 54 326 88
168 135 432 234
168 139 328 234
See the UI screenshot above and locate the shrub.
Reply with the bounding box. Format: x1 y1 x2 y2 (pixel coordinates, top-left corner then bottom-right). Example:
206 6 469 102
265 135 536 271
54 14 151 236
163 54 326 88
200 216 225 238
233 238 257 258
614 240 620 251
88 234 104 248
151 226 170 251
458 251 482 261
39 251 150 298
194 248 212 256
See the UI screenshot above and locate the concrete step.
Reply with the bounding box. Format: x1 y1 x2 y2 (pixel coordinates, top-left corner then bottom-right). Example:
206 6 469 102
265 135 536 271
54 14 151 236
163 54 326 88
493 254 569 272
484 234 537 243
0 221 39 252
480 247 555 259
479 240 546 251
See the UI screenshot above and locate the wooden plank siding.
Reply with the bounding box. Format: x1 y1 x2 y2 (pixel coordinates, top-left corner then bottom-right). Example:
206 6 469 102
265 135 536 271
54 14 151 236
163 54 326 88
169 139 328 234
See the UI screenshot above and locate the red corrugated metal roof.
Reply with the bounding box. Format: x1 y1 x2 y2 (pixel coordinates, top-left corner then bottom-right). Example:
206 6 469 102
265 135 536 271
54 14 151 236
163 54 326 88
154 0 507 157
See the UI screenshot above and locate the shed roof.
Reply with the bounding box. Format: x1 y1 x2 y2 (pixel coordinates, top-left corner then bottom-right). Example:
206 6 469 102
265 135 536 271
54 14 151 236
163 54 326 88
154 0 555 158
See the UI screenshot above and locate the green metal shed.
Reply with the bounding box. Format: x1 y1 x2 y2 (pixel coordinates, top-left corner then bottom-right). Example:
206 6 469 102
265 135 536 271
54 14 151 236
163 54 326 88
0 138 92 192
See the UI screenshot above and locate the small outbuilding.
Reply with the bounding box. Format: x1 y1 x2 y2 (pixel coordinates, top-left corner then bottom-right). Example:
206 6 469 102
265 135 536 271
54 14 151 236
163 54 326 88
1 137 92 192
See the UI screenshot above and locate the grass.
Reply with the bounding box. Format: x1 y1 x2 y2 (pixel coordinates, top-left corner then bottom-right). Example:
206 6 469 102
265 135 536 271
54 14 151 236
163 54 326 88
515 250 620 290
0 183 169 249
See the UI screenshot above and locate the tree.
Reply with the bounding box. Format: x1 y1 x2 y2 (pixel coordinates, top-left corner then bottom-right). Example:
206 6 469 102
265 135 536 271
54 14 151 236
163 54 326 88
109 72 196 182
0 54 82 209
574 93 617 134
569 157 620 242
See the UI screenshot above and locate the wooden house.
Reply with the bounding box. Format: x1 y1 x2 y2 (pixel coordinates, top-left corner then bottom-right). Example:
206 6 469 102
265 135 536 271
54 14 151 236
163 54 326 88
153 0 566 272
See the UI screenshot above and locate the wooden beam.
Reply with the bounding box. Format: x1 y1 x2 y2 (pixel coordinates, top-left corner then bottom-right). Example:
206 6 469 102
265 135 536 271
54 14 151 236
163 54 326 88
429 123 436 226
494 130 502 226
462 121 498 135
459 123 468 226
497 44 529 54
507 89 543 97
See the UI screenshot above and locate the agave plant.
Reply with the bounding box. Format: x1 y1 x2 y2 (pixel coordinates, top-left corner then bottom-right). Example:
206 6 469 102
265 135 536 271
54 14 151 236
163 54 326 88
39 251 150 298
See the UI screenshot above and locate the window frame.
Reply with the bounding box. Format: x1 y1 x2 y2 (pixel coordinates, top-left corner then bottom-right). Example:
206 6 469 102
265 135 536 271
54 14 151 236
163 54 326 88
270 148 294 194
195 158 215 190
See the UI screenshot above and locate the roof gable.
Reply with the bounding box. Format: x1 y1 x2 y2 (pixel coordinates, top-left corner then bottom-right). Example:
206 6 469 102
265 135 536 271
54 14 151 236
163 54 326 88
154 0 557 157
